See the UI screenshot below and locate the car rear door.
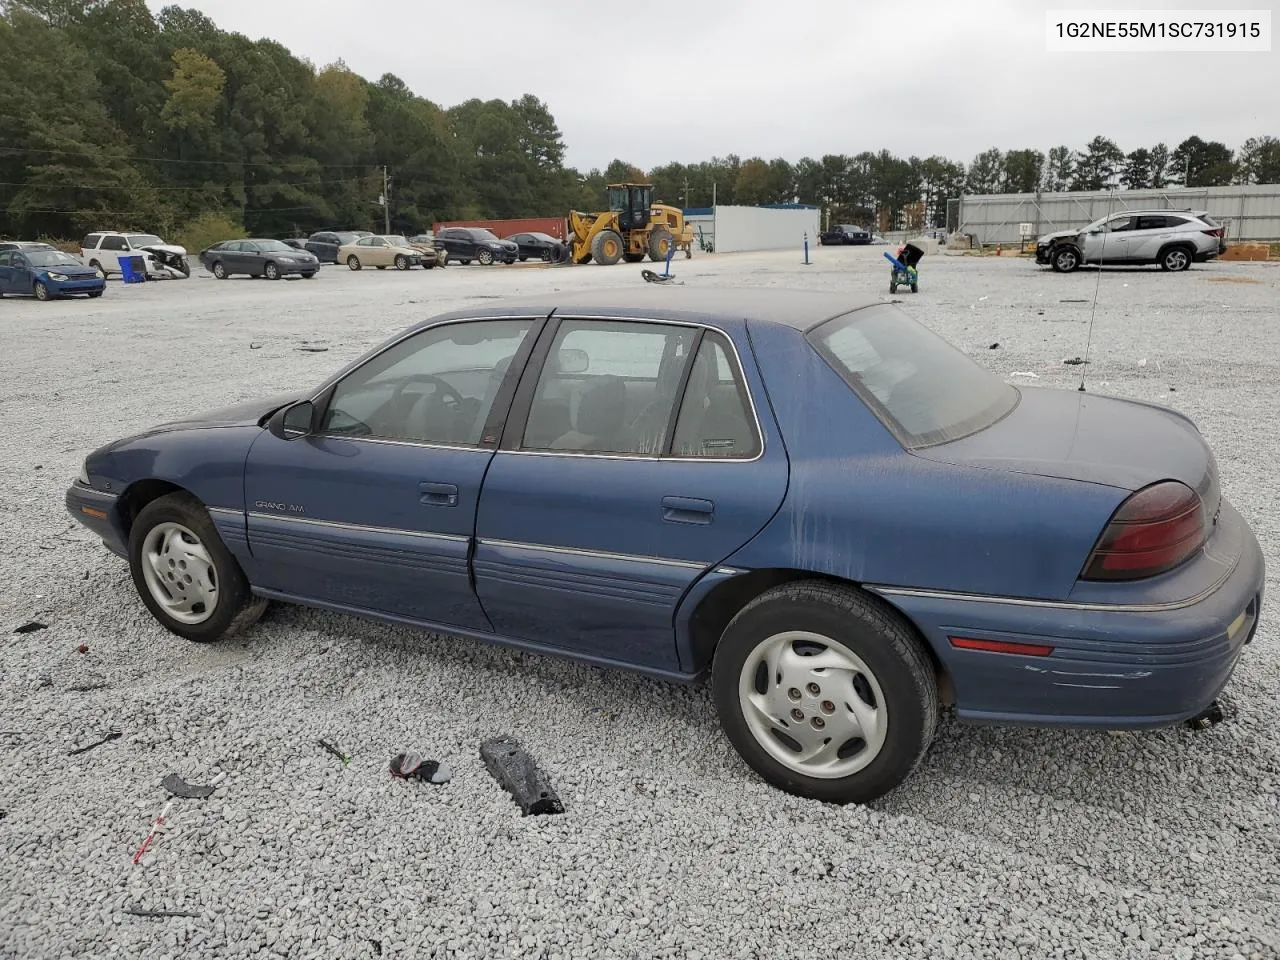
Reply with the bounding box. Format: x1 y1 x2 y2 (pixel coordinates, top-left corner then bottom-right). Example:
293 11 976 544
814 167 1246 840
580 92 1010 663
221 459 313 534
1131 215 1172 260
243 315 544 630
0 252 13 293
471 314 789 674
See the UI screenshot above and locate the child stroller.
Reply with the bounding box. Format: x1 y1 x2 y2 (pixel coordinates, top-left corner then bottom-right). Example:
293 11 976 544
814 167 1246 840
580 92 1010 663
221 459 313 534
883 242 924 294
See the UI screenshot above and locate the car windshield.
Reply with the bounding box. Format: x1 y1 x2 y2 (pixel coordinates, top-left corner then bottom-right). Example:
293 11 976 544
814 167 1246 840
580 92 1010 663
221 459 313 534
256 240 292 252
471 229 500 242
808 304 1018 448
26 250 81 267
128 235 163 247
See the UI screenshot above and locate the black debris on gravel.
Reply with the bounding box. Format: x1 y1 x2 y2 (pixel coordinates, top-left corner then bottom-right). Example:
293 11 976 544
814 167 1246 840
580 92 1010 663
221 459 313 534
479 735 564 816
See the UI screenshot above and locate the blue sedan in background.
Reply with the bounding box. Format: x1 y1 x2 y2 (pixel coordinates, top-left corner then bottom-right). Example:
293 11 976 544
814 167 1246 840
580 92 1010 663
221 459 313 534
65 287 1264 803
0 247 105 300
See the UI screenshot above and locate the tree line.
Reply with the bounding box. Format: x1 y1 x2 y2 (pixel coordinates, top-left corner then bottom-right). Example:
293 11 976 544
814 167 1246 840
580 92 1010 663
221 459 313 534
2 0 1278 244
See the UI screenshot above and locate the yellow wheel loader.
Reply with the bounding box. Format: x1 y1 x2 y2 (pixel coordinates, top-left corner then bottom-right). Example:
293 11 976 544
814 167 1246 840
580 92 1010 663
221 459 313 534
566 183 696 265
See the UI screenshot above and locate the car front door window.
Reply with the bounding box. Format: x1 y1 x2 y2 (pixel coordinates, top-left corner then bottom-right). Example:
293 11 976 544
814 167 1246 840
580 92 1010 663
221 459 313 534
520 319 697 456
321 319 535 446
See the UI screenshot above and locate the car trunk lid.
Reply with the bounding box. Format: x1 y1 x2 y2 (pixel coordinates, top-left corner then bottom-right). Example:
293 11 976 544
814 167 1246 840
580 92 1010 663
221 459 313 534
913 386 1220 508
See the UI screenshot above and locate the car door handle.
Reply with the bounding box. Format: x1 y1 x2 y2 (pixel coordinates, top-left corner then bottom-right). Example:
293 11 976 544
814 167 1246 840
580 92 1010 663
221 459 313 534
662 496 714 525
419 481 458 507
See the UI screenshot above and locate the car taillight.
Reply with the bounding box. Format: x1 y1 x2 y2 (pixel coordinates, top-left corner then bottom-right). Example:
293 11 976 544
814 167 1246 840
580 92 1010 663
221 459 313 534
1202 228 1224 237
1081 481 1207 581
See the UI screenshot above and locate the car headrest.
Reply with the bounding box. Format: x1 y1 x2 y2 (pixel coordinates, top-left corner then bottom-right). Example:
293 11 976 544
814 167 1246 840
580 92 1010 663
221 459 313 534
576 375 626 438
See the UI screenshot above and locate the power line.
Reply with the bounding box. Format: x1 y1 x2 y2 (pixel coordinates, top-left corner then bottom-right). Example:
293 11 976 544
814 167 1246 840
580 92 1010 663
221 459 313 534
0 177 372 192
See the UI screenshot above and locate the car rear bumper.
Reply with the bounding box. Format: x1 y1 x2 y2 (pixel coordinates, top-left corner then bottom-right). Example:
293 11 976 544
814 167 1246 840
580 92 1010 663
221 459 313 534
872 498 1265 728
65 482 127 558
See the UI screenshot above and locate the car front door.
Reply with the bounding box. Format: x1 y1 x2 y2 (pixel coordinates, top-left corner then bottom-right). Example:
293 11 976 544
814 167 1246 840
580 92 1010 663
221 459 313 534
471 315 789 673
1081 214 1135 263
244 316 543 629
4 253 34 294
0 252 12 293
99 235 127 273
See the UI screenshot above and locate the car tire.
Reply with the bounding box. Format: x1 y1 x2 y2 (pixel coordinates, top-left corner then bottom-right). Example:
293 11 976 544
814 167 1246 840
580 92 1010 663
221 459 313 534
591 229 624 266
459 259 471 266
33 281 51 301
1051 246 1080 273
212 261 228 279
889 282 897 294
712 581 939 805
1160 245 1192 272
301 271 315 279
264 262 280 280
541 249 552 262
477 249 494 265
910 283 918 293
127 492 268 644
347 255 361 271
518 255 528 262
176 259 191 278
88 290 104 298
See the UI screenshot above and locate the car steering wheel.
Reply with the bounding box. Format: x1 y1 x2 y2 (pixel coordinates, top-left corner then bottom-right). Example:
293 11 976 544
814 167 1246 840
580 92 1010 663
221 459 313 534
391 374 465 410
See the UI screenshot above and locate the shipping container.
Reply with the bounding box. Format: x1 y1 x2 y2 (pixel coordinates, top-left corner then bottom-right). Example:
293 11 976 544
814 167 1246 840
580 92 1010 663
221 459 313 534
432 217 569 241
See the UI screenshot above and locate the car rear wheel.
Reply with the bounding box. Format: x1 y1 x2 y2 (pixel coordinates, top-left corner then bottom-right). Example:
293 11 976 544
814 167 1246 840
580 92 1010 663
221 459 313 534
1160 246 1192 271
212 261 228 279
33 281 51 301
88 290 104 298
264 262 280 280
477 248 494 265
347 255 361 271
301 271 315 279
712 581 938 804
1051 246 1080 272
127 492 268 643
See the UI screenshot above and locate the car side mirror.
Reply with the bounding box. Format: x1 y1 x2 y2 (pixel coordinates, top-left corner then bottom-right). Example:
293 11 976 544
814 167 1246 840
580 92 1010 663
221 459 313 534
268 400 315 441
557 348 589 374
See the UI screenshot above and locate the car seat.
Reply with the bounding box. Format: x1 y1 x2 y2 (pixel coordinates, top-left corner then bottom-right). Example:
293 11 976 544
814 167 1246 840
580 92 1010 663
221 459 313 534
550 375 628 452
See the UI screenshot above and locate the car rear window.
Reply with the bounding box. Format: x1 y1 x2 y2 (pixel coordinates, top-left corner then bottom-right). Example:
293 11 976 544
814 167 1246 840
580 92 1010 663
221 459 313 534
808 304 1019 448
1196 212 1220 227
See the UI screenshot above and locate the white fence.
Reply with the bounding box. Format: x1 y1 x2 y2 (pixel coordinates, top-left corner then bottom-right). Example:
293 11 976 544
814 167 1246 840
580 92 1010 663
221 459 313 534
710 205 822 254
956 184 1280 244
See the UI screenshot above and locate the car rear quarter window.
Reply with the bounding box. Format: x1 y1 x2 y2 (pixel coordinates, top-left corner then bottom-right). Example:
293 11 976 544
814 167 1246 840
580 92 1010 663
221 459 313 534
808 305 1019 449
82 234 101 250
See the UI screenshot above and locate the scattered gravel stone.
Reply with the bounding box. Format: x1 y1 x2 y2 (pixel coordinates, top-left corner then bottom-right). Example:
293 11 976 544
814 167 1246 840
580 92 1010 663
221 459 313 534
1 250 1277 958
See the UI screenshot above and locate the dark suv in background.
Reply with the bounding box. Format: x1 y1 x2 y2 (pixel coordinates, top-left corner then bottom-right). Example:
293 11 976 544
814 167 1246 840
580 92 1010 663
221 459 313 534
432 227 519 265
304 230 372 264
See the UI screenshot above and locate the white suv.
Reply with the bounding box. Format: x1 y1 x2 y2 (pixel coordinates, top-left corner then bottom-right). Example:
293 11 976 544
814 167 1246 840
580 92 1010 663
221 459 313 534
81 231 190 279
1035 209 1226 273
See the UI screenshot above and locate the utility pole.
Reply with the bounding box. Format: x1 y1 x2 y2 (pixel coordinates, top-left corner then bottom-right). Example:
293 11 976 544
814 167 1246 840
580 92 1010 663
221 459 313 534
683 177 689 210
382 166 391 233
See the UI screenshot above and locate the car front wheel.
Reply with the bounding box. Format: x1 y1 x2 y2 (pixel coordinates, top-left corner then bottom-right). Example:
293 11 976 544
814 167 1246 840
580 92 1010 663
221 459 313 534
712 581 938 804
477 249 494 265
264 262 280 280
34 281 51 301
127 492 268 643
1051 246 1080 272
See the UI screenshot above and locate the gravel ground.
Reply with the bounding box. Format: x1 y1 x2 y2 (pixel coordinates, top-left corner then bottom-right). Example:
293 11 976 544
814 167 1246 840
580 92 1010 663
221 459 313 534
1 248 1277 959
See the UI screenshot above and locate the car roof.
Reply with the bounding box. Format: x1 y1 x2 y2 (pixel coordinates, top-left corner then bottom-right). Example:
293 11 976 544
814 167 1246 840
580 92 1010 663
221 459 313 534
423 286 881 333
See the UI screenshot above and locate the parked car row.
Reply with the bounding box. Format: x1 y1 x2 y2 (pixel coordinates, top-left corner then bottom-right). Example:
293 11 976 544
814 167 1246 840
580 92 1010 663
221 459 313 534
279 225 570 268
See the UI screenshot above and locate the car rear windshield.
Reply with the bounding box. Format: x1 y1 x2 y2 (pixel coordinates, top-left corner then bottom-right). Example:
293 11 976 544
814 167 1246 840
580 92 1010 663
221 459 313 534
808 305 1019 448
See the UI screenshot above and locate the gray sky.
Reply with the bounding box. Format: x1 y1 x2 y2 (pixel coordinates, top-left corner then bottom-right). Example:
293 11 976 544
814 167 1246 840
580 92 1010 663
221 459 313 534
145 0 1277 171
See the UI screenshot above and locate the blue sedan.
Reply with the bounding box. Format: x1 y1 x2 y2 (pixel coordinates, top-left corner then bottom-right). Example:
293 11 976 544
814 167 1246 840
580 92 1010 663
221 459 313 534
65 288 1264 803
0 247 104 300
